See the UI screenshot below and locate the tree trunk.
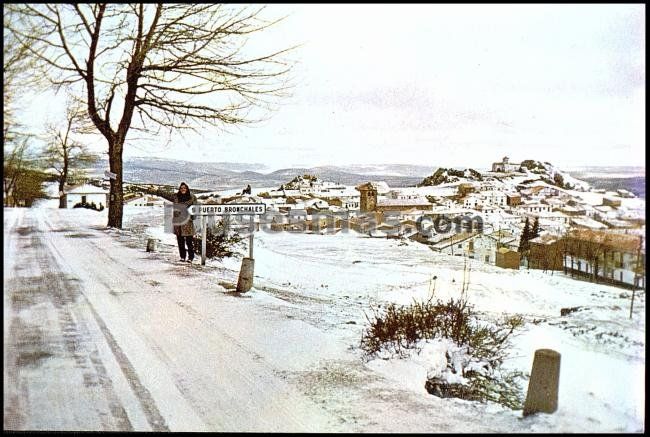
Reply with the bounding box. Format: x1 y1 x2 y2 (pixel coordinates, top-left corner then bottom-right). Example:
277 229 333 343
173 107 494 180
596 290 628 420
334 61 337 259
58 178 66 208
107 141 124 228
592 258 598 283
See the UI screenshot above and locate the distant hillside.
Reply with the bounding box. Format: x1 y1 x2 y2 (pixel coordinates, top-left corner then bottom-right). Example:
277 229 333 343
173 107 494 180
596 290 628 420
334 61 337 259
322 164 435 177
90 157 425 190
562 166 645 198
572 176 645 199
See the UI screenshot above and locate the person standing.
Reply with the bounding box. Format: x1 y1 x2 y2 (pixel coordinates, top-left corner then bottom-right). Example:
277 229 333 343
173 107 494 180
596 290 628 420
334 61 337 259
172 182 197 263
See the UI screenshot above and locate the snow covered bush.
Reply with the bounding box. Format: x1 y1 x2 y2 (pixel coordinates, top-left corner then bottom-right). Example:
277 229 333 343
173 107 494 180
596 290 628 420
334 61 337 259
361 296 526 410
73 201 104 211
192 221 244 259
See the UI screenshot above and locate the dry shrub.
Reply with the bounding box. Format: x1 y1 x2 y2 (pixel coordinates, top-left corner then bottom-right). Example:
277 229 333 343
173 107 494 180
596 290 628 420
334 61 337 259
361 295 526 409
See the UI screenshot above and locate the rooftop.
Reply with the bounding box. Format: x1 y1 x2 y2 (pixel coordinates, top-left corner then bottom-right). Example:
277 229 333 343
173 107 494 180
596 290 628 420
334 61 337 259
66 184 109 194
377 198 431 207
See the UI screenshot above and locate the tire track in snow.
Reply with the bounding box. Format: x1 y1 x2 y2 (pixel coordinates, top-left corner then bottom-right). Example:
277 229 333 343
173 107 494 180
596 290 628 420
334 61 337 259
40 212 172 431
4 211 134 430
41 209 343 431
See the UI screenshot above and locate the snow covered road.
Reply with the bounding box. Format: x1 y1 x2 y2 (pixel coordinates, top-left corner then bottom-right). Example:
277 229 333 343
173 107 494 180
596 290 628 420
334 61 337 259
3 206 343 431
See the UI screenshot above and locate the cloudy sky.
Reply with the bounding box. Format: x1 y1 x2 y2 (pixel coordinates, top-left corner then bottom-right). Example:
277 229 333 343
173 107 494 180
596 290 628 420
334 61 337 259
22 4 645 171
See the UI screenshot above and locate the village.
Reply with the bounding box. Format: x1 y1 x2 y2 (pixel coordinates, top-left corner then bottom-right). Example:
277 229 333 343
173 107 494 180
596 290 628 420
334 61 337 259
63 156 646 290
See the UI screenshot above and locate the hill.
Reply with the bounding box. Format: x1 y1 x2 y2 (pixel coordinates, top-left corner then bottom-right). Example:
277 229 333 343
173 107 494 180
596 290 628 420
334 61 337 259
90 157 428 190
418 160 591 191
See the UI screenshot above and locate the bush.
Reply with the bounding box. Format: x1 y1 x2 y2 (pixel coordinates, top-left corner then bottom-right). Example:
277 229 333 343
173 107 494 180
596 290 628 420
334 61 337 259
73 201 103 211
192 221 245 259
361 295 526 410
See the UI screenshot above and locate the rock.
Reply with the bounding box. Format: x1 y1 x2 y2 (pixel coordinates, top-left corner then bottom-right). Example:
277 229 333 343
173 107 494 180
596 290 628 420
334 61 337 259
560 307 581 317
425 378 480 401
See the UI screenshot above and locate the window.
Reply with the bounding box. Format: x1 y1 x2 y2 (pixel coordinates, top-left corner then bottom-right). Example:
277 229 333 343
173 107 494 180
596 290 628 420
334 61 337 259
458 244 462 248
81 195 87 204
485 255 490 262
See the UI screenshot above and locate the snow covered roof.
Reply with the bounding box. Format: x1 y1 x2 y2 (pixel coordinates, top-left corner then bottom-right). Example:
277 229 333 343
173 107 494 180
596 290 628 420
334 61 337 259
281 191 301 199
304 198 329 208
529 233 560 245
601 218 634 228
377 198 431 207
430 231 481 250
66 184 109 194
570 217 608 229
125 195 171 204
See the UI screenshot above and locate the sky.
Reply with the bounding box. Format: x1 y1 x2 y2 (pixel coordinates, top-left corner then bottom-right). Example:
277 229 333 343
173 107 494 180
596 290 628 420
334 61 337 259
18 4 646 172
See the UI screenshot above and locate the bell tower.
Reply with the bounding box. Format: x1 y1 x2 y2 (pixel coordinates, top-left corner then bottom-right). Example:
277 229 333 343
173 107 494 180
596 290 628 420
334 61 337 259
356 182 378 212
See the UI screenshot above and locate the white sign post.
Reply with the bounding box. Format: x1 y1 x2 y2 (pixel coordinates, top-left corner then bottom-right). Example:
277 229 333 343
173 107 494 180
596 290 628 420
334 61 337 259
187 204 266 274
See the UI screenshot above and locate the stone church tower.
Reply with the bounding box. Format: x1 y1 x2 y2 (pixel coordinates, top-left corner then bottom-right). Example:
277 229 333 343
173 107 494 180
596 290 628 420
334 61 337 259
356 182 378 212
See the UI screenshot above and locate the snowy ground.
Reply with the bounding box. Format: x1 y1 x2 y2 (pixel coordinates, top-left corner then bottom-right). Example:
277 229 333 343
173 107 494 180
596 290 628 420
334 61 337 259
4 199 645 432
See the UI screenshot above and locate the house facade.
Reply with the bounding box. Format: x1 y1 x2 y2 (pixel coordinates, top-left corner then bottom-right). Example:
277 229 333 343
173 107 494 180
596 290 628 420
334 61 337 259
495 248 520 269
563 229 645 288
65 184 109 209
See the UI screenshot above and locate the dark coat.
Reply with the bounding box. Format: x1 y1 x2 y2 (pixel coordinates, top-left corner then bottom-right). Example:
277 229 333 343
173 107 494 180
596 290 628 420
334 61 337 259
172 193 197 237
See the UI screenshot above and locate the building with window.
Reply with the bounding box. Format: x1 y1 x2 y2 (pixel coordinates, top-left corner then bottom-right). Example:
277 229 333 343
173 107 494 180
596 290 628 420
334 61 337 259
65 184 109 209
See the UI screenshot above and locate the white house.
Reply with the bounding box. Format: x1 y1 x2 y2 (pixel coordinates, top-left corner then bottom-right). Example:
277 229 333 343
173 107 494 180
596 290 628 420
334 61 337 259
125 194 171 207
515 203 552 215
387 188 422 200
430 231 482 257
478 190 507 207
470 230 519 264
65 184 109 209
460 194 481 209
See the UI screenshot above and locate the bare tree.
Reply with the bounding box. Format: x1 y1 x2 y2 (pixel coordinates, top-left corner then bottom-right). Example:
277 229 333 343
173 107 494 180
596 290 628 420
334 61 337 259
4 5 47 142
4 140 28 206
563 229 616 283
7 4 295 227
42 99 100 208
3 138 48 207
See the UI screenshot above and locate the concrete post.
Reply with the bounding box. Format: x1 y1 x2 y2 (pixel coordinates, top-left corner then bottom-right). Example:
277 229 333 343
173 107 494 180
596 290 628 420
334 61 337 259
523 349 561 417
146 238 156 252
201 217 207 266
236 257 255 293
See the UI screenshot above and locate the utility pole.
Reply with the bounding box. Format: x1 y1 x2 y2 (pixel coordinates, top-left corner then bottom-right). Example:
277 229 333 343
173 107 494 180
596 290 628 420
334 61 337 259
630 235 643 319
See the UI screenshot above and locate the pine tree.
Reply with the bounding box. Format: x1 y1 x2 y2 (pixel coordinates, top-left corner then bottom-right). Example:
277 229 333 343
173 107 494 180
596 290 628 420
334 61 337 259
518 217 530 253
531 217 540 239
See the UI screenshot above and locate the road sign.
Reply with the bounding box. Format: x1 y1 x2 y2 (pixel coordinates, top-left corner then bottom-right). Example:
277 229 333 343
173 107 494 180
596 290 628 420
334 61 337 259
104 170 117 179
188 203 266 216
